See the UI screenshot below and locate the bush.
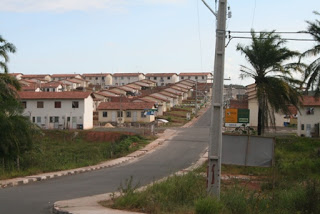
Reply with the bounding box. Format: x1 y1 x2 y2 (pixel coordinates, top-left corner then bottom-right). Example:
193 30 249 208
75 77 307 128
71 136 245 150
195 197 223 214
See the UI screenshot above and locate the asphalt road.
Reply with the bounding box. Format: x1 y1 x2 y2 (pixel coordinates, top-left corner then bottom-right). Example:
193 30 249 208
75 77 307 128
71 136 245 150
0 108 211 214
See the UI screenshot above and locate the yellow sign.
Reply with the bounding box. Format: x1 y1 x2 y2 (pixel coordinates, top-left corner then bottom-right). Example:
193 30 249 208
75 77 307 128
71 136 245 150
225 109 238 123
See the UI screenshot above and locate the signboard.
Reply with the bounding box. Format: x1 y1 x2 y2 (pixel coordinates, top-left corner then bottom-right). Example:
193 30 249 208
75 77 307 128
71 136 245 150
225 109 249 124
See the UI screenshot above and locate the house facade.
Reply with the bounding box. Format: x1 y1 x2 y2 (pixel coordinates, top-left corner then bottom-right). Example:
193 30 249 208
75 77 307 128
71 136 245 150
83 73 112 88
179 72 213 83
145 73 179 86
18 91 94 130
112 73 145 86
97 102 155 124
297 96 320 137
51 74 82 81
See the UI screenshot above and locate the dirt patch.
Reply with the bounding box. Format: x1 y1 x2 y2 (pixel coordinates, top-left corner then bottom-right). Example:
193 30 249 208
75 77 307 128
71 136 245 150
85 131 134 143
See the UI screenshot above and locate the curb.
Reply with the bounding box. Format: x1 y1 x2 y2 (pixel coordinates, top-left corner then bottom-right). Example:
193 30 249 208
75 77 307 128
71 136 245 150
0 129 178 189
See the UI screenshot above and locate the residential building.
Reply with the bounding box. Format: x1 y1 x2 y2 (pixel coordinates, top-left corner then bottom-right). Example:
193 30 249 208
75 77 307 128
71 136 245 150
145 73 179 86
9 73 23 80
18 91 94 130
179 72 213 83
297 96 320 137
40 82 63 92
82 73 112 88
22 74 52 82
97 102 156 124
51 74 82 81
112 73 145 86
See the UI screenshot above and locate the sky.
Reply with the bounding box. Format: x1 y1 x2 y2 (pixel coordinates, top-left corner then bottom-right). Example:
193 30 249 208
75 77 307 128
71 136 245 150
0 0 318 86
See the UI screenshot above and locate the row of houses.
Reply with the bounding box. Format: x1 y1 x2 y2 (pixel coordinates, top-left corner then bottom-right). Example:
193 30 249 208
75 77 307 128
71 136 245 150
18 79 199 130
11 72 213 89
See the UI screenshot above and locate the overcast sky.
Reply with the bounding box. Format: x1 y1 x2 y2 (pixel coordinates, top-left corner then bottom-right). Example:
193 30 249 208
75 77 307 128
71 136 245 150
0 0 318 85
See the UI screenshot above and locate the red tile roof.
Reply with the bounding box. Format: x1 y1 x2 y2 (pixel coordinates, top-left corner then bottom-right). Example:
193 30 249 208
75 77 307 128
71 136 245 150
83 73 111 77
302 96 320 106
147 94 169 102
179 72 212 76
113 73 144 77
97 102 154 110
145 73 177 77
22 74 50 78
9 73 23 76
21 85 39 91
158 92 177 98
18 91 92 100
41 82 62 88
51 74 81 78
94 91 118 97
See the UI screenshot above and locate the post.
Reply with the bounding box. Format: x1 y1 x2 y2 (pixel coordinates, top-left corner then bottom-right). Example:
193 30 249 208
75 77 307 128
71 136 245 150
207 0 227 197
195 81 198 115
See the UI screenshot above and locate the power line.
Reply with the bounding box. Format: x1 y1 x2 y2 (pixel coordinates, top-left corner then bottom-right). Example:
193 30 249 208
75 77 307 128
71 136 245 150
196 0 203 71
231 36 316 42
229 30 309 34
251 0 257 29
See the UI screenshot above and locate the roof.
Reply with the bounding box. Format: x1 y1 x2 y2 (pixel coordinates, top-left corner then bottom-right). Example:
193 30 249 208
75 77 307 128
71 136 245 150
97 102 154 110
9 73 23 76
51 74 81 78
302 96 320 106
18 91 92 100
40 82 62 88
158 92 177 98
94 91 118 97
179 72 212 76
145 73 177 77
22 74 50 78
147 94 168 102
113 73 144 77
83 73 111 77
21 85 39 91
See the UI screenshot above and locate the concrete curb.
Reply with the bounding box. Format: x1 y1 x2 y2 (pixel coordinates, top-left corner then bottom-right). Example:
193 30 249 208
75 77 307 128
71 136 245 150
0 129 178 189
52 150 209 214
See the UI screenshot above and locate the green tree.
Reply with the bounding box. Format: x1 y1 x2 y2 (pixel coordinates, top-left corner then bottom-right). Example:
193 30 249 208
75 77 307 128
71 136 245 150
237 31 302 135
301 11 320 95
0 35 37 170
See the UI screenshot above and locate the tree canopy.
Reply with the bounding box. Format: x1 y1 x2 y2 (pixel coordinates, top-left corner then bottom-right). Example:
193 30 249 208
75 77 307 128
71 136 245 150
237 31 302 135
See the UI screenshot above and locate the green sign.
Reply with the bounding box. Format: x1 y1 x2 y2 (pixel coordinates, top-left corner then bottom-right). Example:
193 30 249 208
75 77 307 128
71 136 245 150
237 109 250 123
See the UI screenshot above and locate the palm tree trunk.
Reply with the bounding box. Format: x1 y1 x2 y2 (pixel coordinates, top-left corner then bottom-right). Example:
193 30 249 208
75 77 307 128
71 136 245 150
258 107 262 135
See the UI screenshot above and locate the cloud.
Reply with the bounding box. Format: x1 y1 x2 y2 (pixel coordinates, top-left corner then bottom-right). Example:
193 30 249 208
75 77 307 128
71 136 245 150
0 0 186 13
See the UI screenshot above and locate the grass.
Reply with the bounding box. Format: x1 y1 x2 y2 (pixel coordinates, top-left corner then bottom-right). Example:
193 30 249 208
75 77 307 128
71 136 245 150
0 130 152 180
102 135 320 214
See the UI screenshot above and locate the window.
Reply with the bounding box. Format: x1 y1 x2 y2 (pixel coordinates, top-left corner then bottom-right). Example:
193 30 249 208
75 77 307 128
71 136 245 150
148 77 151 80
103 112 108 117
126 111 131 118
72 101 79 108
195 76 198 79
301 124 305 130
53 88 55 92
161 83 164 86
102 77 105 80
32 117 35 123
114 77 118 80
95 77 98 80
141 111 146 118
181 76 184 79
154 77 157 80
188 76 191 79
202 76 205 80
55 101 61 108
167 77 171 80
89 77 92 80
306 107 314 115
22 101 27 108
121 77 124 80
117 111 123 117
54 117 59 123
37 117 41 123
50 117 54 123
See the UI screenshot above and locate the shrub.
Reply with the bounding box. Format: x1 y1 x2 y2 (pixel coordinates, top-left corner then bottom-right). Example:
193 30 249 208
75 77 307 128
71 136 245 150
195 197 223 214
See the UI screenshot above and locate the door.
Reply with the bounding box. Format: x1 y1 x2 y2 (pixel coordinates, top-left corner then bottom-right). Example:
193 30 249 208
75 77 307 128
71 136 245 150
132 111 138 122
112 111 116 122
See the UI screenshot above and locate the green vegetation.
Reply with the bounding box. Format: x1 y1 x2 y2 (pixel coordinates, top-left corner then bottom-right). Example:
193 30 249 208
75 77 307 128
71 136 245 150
0 130 151 179
237 31 302 135
0 35 39 172
105 136 320 214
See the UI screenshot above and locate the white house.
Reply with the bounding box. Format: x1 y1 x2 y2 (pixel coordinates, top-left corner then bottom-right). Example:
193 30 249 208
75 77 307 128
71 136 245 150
97 102 156 124
40 82 63 92
179 72 213 83
112 73 145 86
18 91 94 130
51 74 83 81
297 96 320 137
82 73 112 88
145 73 179 86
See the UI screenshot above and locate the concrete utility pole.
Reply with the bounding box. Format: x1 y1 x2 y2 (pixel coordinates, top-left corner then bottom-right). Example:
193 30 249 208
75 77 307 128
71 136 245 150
207 0 227 197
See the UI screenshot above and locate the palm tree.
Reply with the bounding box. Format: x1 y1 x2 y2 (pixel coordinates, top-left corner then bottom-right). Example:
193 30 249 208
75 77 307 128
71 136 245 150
0 35 16 73
301 11 320 95
237 31 302 135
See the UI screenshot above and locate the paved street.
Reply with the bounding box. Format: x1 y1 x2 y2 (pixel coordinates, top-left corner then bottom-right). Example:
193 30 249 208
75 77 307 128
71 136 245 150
0 108 211 214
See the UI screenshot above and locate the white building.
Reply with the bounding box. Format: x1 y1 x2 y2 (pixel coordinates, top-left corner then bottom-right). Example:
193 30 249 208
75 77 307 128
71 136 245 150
51 74 82 81
145 73 179 86
179 72 213 83
297 96 320 137
112 73 145 86
82 73 113 88
18 91 94 130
